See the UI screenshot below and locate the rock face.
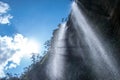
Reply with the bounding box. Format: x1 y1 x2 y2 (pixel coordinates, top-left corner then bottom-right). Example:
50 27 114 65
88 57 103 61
75 0 120 62
43 0 120 80
75 0 120 49
64 0 120 80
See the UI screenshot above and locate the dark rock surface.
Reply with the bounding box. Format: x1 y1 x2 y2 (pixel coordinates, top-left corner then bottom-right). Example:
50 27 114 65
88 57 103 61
75 0 120 61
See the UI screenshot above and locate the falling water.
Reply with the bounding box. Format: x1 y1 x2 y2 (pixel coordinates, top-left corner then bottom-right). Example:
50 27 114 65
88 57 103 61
47 23 67 80
71 2 120 80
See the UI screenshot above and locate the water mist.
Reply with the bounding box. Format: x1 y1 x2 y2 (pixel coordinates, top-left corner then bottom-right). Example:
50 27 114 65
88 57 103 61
47 23 67 80
45 2 120 80
71 2 120 80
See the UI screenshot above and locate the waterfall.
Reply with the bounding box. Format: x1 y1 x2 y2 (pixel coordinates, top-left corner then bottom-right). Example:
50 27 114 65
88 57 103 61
45 2 120 80
71 2 120 80
47 22 67 80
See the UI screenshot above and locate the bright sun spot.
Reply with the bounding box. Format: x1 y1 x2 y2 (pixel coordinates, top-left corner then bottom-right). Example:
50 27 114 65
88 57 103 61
20 38 41 58
27 39 40 55
11 34 41 58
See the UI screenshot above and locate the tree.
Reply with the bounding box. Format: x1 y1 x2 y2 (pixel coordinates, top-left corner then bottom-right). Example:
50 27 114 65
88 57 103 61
44 40 51 51
31 53 36 64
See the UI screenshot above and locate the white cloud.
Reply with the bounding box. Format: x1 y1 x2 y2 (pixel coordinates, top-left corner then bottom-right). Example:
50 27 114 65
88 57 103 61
0 1 9 14
0 14 13 24
0 34 40 77
5 63 17 70
0 65 6 77
0 1 13 24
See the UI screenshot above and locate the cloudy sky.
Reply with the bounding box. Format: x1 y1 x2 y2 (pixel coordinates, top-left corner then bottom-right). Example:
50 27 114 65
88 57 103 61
0 0 71 77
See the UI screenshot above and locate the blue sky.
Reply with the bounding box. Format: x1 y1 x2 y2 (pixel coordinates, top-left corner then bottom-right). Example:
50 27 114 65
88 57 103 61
0 0 72 77
2 0 71 43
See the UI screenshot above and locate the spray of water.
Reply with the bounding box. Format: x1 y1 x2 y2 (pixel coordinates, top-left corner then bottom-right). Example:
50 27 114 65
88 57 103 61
71 2 120 80
47 22 67 80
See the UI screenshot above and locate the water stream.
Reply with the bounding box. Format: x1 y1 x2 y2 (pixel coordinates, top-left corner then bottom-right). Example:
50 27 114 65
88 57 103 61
48 23 67 80
71 2 120 80
46 2 120 80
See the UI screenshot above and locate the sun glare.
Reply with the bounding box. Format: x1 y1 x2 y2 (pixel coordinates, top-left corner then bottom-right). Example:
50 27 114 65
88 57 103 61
21 38 41 58
27 39 40 55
